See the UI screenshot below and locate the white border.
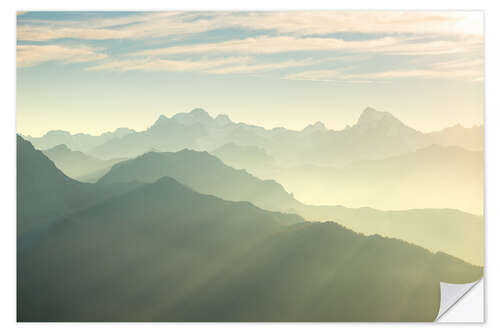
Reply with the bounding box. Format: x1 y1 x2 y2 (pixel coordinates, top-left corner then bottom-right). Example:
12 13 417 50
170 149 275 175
2 0 499 331
438 279 484 322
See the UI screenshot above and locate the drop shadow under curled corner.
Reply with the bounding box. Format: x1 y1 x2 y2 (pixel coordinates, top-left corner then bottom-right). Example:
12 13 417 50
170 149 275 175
435 278 483 321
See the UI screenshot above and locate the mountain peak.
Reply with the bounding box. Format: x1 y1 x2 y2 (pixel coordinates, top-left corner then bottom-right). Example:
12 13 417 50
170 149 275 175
215 114 232 126
44 130 72 138
155 114 168 122
356 107 398 125
172 108 213 126
151 115 169 128
189 108 209 116
46 144 71 153
303 121 327 133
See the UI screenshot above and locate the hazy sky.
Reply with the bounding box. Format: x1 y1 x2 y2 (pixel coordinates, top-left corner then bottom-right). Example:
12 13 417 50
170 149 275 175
17 11 483 136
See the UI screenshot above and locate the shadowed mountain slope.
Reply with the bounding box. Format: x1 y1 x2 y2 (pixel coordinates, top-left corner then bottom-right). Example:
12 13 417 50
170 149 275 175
98 149 298 211
42 144 124 182
18 177 481 322
17 135 139 238
295 206 483 266
97 148 483 265
170 223 481 322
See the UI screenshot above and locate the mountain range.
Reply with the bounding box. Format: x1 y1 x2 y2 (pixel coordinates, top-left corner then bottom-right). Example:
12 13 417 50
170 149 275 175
17 136 482 321
98 149 297 212
25 107 483 167
212 142 275 171
96 148 483 266
42 144 125 182
256 144 483 214
23 127 135 153
24 107 483 214
17 136 139 239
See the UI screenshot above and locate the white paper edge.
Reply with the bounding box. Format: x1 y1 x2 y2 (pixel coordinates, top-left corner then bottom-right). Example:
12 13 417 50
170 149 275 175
436 278 484 322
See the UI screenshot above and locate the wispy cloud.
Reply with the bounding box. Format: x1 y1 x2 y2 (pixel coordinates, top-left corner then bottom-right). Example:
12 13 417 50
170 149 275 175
17 11 483 42
17 12 187 41
205 58 319 74
105 33 480 76
16 11 484 83
133 35 481 57
286 68 482 83
432 58 483 69
87 56 320 75
17 44 108 67
359 69 482 79
226 11 483 37
86 56 250 72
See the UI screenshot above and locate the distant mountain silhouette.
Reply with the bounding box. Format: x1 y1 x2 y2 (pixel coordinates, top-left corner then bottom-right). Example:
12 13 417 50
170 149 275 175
296 107 431 165
98 150 298 212
89 114 207 159
97 148 483 265
265 144 483 215
296 205 483 266
17 105 485 322
212 142 275 171
428 123 483 151
302 121 328 134
23 127 135 153
18 176 481 321
42 144 125 182
17 136 139 238
28 107 478 165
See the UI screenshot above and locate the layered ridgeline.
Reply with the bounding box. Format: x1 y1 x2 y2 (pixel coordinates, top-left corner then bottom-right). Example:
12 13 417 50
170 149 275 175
98 150 297 212
35 107 482 164
98 150 483 266
23 127 135 153
42 144 125 182
18 140 482 321
212 142 275 171
212 142 483 214
25 107 483 213
17 136 139 238
258 144 483 215
428 123 484 151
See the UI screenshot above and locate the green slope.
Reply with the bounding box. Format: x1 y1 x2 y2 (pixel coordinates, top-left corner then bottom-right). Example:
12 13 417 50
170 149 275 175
42 144 124 182
97 147 483 265
172 223 482 322
17 135 139 237
98 150 298 211
295 205 483 266
18 176 303 321
18 177 481 322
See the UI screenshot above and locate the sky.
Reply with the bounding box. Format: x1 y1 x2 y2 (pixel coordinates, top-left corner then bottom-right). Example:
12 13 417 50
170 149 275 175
16 11 484 136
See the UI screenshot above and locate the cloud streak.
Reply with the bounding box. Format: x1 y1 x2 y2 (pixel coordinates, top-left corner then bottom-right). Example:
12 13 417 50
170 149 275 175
17 11 483 42
133 35 481 57
16 11 484 83
17 44 108 67
286 67 482 83
86 55 320 75
86 56 251 72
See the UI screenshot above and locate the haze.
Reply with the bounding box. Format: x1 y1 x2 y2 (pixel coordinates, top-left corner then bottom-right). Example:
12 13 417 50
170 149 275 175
16 11 484 321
